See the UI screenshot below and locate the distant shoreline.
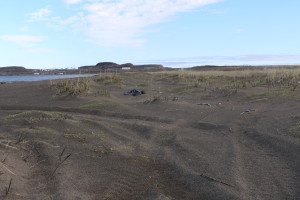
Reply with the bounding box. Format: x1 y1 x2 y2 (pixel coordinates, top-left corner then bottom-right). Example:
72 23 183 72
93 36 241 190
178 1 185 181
0 74 97 83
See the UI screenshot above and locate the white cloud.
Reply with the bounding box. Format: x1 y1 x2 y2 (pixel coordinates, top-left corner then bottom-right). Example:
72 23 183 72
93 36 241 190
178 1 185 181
20 26 29 32
236 54 300 62
0 35 46 47
25 48 55 53
56 0 224 46
146 54 300 67
27 8 51 21
64 0 83 4
235 28 245 33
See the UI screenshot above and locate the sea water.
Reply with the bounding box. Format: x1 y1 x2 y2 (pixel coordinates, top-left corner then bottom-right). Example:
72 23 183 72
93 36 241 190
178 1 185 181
0 74 97 82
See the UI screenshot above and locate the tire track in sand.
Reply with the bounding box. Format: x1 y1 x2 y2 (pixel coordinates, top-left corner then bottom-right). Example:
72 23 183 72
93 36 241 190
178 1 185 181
227 95 300 199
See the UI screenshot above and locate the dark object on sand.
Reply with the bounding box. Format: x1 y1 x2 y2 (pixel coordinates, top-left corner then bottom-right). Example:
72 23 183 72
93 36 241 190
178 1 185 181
0 82 6 84
240 108 255 115
123 89 145 96
197 102 212 107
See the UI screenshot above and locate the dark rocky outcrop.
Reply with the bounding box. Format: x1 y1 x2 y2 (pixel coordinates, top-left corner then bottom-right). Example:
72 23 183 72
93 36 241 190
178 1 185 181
132 64 164 71
95 62 119 69
79 62 164 72
0 66 28 72
0 66 33 75
120 63 134 68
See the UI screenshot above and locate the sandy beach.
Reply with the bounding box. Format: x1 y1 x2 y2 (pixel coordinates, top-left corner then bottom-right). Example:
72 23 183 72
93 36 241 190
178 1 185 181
0 69 299 199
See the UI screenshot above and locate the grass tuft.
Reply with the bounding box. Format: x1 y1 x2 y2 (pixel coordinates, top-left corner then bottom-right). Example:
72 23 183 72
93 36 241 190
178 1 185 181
289 115 300 137
5 111 70 123
95 74 122 86
52 78 90 96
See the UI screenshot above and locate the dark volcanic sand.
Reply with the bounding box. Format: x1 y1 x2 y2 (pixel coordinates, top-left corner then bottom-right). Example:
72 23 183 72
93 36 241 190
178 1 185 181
0 73 299 200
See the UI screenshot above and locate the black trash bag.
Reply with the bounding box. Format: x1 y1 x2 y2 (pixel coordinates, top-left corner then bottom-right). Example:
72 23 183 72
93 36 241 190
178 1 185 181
123 89 145 96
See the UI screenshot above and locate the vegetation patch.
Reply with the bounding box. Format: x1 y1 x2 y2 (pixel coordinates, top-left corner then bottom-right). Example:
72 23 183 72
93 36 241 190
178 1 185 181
90 145 114 155
113 145 134 152
153 69 300 92
51 78 90 96
137 83 149 87
180 88 197 94
143 95 178 104
143 95 162 104
5 111 70 123
289 115 300 137
139 155 150 163
244 89 293 100
80 100 119 108
19 127 56 135
38 140 60 149
196 93 212 98
95 74 122 86
156 131 177 145
182 135 193 141
93 89 111 97
64 134 86 142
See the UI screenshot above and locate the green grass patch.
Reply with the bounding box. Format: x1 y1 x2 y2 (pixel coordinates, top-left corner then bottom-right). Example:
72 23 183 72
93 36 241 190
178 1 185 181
288 115 300 137
196 93 212 98
244 89 293 100
289 123 300 137
152 69 300 90
182 135 193 141
5 111 70 123
168 86 186 92
143 95 178 104
137 83 149 87
19 127 56 135
38 140 60 149
94 89 111 97
80 100 119 108
180 88 197 94
95 74 122 86
64 133 86 142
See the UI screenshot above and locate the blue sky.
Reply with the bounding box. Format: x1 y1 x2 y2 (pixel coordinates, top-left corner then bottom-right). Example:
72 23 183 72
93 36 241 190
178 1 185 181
0 0 300 69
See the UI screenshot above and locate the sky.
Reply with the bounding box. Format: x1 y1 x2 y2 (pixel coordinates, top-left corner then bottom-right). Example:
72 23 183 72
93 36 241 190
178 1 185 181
0 0 300 69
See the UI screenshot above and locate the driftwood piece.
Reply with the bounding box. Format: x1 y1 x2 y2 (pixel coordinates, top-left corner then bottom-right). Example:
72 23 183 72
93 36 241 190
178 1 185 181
50 154 71 177
5 178 12 196
197 103 212 107
0 142 19 150
0 162 16 175
199 173 234 187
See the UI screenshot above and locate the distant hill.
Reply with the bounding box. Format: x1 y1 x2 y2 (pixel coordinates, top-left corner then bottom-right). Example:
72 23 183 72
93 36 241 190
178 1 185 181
0 66 27 72
79 62 164 72
0 66 33 75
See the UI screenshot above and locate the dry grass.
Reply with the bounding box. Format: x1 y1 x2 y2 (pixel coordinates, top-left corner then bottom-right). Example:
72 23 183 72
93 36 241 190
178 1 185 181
152 69 300 96
51 78 90 96
94 74 123 86
5 111 70 123
80 100 119 108
289 115 300 137
143 95 178 104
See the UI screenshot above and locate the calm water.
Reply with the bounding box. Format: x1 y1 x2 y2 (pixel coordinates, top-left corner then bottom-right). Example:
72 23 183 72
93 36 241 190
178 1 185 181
0 74 97 82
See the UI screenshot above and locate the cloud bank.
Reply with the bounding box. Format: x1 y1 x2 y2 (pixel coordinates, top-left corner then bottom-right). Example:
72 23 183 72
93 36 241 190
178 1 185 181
26 8 51 21
147 54 300 67
53 0 224 46
0 35 46 47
